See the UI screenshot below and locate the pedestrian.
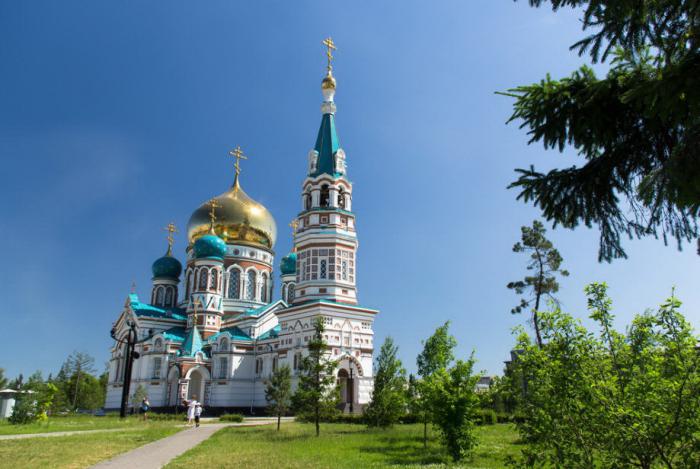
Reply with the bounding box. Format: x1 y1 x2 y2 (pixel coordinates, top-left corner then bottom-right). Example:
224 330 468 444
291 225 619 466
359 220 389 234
185 395 198 426
195 402 203 428
140 397 151 421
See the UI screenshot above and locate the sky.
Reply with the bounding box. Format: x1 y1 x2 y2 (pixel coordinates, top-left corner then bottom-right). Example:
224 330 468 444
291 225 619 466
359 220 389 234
1 1 698 380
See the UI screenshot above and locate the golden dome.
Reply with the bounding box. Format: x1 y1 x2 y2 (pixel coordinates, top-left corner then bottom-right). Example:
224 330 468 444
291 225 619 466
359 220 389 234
321 72 336 90
186 178 277 250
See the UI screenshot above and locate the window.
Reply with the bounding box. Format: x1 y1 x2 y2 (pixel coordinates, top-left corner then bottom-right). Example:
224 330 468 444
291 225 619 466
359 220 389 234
154 338 163 351
218 357 228 379
323 317 332 326
210 269 218 291
164 287 173 306
220 338 229 352
255 358 263 376
198 268 209 290
261 273 268 303
293 352 303 370
320 184 329 207
304 193 311 210
246 270 256 300
152 357 162 379
320 260 327 279
272 356 278 372
342 260 348 280
338 188 346 209
155 287 164 306
228 269 240 299
320 215 328 224
287 284 295 303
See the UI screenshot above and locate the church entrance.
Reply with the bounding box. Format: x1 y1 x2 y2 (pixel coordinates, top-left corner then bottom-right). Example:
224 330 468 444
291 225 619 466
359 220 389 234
187 369 203 401
337 369 354 405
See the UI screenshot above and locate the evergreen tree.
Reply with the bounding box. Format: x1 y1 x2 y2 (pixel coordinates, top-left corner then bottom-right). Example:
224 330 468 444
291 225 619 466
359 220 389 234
292 317 339 436
365 337 407 428
429 357 480 462
265 365 292 431
507 220 568 347
63 351 96 410
503 1 700 261
9 373 24 390
0 368 7 389
416 322 457 447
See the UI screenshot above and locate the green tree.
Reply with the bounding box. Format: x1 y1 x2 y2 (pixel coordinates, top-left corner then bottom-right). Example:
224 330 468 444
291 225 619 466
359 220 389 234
510 283 700 468
0 368 8 389
429 357 480 462
131 384 148 414
507 220 569 347
52 352 103 412
9 374 57 424
9 373 23 390
292 318 339 436
503 1 700 262
416 321 457 447
265 364 292 431
63 351 96 410
365 337 407 428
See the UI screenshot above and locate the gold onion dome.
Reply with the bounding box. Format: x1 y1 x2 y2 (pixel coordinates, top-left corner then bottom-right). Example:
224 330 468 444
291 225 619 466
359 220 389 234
321 71 336 90
187 177 277 251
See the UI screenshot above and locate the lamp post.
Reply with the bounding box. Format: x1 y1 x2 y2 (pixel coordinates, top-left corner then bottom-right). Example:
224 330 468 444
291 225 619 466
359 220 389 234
110 319 141 418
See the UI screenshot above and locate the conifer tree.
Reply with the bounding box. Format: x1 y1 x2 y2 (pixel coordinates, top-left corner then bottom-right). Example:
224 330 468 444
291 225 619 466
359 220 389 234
265 364 292 431
365 337 407 428
0 368 7 389
292 318 339 436
507 220 568 347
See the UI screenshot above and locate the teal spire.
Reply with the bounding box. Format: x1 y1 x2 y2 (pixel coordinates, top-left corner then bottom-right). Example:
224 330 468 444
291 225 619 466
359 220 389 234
311 112 341 177
181 324 203 357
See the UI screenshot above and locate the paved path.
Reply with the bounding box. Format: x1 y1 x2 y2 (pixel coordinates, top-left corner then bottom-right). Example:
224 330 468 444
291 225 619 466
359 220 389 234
91 419 279 469
0 428 125 441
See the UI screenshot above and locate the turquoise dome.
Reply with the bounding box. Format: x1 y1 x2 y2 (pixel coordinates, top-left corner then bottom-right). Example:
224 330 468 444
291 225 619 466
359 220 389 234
280 252 297 275
194 233 227 259
152 254 182 279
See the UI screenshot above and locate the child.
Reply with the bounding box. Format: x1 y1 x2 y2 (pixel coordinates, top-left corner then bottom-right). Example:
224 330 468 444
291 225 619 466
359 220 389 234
194 402 203 428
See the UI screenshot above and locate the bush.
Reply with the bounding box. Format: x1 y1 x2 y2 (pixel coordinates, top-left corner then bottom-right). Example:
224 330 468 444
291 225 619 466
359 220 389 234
478 409 497 425
148 412 185 421
219 413 244 422
9 396 36 425
398 413 421 424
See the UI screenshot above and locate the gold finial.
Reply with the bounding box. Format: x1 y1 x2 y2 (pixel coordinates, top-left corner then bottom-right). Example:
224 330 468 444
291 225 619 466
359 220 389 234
163 222 177 255
289 219 299 252
191 297 201 328
208 199 222 233
228 145 248 187
323 37 337 74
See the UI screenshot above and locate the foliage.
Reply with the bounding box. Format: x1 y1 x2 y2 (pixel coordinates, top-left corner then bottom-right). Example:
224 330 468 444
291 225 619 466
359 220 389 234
365 337 407 428
8 377 57 425
509 283 700 468
504 1 700 261
130 384 148 412
415 321 458 447
291 317 340 436
507 220 568 346
147 412 186 421
219 413 244 422
52 351 102 412
428 357 481 462
265 364 292 430
8 394 36 424
8 373 23 390
0 368 7 389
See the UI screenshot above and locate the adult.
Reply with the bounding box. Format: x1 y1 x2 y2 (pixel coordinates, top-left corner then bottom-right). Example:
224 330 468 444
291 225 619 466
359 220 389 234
185 395 198 426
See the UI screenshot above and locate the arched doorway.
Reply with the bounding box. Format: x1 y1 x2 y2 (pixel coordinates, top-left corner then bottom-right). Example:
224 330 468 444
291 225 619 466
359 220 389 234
188 369 203 401
167 367 180 406
337 369 354 405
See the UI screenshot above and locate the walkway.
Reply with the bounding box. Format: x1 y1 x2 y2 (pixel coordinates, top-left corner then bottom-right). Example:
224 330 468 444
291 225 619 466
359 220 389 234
0 428 124 441
91 419 281 469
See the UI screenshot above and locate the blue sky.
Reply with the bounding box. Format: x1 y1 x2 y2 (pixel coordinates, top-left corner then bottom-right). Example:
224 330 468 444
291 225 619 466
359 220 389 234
1 1 698 380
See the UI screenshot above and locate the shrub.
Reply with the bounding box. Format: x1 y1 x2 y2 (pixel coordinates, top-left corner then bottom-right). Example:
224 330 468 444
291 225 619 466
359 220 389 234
148 412 185 421
9 396 36 425
478 409 497 425
219 413 244 422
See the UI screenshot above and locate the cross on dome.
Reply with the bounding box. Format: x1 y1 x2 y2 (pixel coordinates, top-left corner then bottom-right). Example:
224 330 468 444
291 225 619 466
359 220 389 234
323 37 337 73
163 222 177 255
208 199 222 231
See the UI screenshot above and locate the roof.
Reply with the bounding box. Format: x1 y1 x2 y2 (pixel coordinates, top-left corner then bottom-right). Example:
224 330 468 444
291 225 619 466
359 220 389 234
257 324 281 340
180 326 203 357
284 298 380 314
128 293 187 321
207 326 252 343
161 327 187 342
310 112 342 178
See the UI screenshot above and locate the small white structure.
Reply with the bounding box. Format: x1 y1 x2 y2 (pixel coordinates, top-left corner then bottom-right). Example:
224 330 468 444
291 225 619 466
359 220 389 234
0 389 19 418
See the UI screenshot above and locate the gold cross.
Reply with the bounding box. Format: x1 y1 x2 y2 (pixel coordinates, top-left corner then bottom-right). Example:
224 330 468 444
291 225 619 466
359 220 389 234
208 199 222 228
289 219 299 235
323 37 337 72
228 145 248 177
163 222 177 253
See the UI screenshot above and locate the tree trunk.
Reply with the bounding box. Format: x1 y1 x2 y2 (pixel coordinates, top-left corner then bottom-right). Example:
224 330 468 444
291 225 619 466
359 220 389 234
277 412 281 431
72 366 81 410
533 292 543 348
315 405 320 437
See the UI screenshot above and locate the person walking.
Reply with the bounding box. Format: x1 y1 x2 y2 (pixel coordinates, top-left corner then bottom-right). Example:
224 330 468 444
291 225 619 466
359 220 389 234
140 397 151 421
194 402 203 428
185 395 198 426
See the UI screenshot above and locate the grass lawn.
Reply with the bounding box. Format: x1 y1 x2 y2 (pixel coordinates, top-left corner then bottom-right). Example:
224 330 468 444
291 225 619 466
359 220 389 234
0 414 179 435
0 423 181 469
167 422 522 468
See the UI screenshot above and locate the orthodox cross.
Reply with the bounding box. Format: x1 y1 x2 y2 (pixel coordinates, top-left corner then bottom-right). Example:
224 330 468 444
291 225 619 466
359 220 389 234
163 222 177 254
323 37 336 73
192 297 202 328
208 199 222 229
289 219 299 236
228 145 248 178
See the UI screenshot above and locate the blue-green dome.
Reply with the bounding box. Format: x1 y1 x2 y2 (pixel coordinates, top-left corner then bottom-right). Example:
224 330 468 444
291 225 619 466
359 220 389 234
152 254 182 279
280 252 297 275
194 233 227 259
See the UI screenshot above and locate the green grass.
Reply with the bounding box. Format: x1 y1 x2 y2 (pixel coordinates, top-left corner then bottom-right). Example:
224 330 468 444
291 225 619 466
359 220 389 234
0 414 175 435
0 423 181 469
166 422 522 468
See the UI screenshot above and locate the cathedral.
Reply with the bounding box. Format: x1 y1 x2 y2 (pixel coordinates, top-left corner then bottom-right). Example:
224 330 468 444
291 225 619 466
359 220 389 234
105 39 378 413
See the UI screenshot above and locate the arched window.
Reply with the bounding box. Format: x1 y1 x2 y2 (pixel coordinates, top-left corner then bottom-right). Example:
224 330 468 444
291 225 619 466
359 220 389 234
210 269 218 291
164 287 173 306
198 268 209 290
246 270 256 300
260 273 268 303
287 284 295 304
338 188 346 209
228 269 241 299
304 193 311 210
220 338 229 352
320 185 330 207
154 338 163 351
155 287 165 306
185 270 193 297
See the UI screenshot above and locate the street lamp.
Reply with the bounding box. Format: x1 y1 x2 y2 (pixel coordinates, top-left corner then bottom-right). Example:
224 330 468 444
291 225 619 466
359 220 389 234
110 319 141 418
